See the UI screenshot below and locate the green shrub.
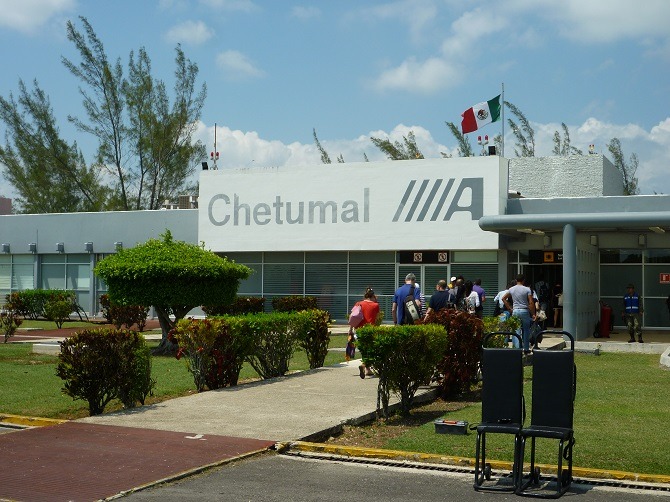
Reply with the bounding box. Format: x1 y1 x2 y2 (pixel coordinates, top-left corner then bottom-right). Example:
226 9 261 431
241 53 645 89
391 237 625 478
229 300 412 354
357 324 448 418
236 312 301 379
1 294 22 342
423 308 484 397
202 296 265 316
294 309 331 369
169 317 252 391
9 289 81 321
44 294 75 329
56 329 156 415
482 315 522 347
271 296 318 312
99 294 149 331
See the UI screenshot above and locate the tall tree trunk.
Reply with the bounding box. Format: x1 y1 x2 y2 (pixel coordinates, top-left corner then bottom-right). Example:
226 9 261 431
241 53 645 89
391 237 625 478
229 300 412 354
152 305 178 355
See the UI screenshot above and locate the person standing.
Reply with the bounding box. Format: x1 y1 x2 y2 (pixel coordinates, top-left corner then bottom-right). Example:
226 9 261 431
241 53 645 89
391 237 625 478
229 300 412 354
392 273 422 325
622 283 644 343
503 274 536 354
473 278 486 319
552 282 563 328
426 279 456 315
350 287 380 378
463 280 480 314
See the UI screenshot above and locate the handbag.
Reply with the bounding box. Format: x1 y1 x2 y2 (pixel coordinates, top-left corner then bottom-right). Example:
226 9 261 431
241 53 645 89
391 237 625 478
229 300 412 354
348 303 364 327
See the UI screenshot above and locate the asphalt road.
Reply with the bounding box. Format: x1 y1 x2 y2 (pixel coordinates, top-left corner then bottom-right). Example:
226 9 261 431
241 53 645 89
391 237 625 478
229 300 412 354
123 453 670 501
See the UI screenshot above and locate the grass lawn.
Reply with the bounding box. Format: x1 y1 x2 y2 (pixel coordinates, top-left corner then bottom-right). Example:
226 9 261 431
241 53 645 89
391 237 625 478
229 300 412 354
18 319 108 330
383 352 670 476
0 336 346 420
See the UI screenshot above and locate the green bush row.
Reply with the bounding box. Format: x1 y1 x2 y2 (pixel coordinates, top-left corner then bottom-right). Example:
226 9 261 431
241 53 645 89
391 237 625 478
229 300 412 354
1 293 23 342
202 296 265 316
8 289 81 327
169 309 331 391
56 329 156 416
357 311 519 418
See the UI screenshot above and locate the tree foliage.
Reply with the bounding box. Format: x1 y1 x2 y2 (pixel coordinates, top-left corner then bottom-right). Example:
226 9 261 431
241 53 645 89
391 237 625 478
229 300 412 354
61 16 206 210
505 101 535 157
608 138 639 195
443 122 474 157
94 230 251 352
370 131 424 160
553 122 582 156
0 80 109 213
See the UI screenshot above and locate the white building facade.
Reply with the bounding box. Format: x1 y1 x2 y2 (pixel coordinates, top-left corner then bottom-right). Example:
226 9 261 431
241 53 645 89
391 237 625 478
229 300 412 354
2 154 670 339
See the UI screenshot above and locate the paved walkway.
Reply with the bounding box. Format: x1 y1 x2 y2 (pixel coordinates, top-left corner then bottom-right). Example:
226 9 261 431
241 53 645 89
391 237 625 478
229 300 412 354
0 349 436 501
2 325 669 500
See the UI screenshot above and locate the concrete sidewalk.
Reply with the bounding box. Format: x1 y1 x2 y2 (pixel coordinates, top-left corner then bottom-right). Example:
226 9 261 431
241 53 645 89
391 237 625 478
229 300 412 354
78 359 437 442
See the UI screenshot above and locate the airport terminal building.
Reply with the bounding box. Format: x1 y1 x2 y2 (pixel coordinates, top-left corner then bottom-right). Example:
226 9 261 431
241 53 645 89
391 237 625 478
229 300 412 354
2 154 670 339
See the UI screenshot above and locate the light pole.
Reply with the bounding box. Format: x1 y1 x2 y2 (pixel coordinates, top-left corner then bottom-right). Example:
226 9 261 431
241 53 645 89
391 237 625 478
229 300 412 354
210 122 219 170
477 135 489 156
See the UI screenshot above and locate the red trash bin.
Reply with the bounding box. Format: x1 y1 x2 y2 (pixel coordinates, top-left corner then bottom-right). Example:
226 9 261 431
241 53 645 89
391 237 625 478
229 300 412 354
600 304 612 338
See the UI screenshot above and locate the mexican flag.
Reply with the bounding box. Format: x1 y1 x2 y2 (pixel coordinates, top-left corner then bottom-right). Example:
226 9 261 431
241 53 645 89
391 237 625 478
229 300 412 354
460 95 501 134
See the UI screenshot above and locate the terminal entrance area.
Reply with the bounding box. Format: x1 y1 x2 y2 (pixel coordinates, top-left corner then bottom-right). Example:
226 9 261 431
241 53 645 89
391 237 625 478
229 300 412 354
523 264 563 329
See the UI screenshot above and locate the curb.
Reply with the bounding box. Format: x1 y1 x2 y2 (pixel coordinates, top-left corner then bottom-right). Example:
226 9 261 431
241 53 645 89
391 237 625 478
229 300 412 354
0 413 66 428
283 441 670 486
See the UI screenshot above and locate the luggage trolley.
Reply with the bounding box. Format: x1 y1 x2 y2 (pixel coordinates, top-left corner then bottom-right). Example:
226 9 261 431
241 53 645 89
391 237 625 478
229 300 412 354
474 331 525 492
516 330 576 498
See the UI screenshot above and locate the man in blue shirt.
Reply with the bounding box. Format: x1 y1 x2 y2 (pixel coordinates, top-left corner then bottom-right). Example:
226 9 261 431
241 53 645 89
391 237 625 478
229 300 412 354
622 283 644 343
393 273 422 325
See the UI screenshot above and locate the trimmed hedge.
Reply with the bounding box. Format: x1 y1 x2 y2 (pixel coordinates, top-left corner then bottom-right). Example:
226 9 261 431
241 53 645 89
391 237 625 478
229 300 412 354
357 324 448 418
169 317 253 392
271 296 318 312
56 329 155 415
8 289 77 321
202 296 265 317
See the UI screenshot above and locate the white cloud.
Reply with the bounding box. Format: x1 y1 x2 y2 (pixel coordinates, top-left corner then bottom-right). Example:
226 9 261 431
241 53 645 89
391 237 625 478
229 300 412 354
0 0 75 33
216 50 265 80
373 57 461 93
362 0 438 45
291 6 321 20
198 0 258 12
441 7 508 58
164 20 213 45
193 116 670 194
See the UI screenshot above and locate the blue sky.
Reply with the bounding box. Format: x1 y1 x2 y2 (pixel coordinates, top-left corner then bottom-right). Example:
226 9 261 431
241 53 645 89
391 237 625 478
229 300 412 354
1 0 670 196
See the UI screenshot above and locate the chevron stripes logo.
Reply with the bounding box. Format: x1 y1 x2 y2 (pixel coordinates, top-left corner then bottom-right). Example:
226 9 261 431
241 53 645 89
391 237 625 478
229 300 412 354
392 177 484 222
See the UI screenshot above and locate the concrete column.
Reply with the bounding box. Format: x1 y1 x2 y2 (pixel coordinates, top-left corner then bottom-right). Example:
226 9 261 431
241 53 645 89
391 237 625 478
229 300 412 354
563 223 577 338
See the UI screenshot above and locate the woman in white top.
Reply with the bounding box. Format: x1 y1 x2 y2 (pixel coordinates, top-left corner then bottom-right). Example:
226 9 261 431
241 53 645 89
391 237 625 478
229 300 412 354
463 280 480 314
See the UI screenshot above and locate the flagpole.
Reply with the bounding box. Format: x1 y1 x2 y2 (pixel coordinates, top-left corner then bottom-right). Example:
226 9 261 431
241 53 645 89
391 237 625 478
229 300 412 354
501 82 505 158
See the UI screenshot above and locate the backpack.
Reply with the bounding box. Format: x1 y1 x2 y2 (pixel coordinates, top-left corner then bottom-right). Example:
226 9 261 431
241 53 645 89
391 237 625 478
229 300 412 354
403 285 421 324
348 303 364 327
537 282 550 303
493 301 502 316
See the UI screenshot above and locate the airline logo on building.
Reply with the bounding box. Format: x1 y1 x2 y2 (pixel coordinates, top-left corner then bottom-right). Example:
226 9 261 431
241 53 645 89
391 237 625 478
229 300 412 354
207 178 482 227
198 157 504 252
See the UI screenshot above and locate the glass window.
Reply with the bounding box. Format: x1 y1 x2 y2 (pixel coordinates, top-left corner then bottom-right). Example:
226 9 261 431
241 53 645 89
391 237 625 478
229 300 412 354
264 252 304 263
263 264 304 294
67 254 89 264
348 263 396 296
600 249 642 264
66 264 90 290
0 263 10 291
349 251 395 263
12 264 34 290
237 265 262 295
452 250 498 263
41 264 66 290
644 265 670 297
222 252 262 263
305 263 347 295
600 265 641 297
305 252 347 263
646 250 670 264
41 254 66 264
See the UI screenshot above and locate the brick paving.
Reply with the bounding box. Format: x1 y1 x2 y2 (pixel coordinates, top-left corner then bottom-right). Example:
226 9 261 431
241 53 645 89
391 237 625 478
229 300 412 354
0 422 274 502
